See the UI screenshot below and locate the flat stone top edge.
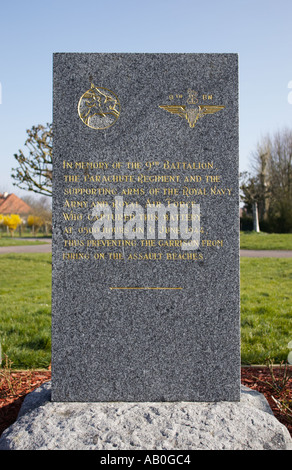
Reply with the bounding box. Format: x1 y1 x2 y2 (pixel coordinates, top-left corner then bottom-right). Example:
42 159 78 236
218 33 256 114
52 52 239 57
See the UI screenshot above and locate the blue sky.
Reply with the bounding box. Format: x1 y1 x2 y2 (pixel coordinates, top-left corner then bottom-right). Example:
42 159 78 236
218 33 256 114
0 0 291 198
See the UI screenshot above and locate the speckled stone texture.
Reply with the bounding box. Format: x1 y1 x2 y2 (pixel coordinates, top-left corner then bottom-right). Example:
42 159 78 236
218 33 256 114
0 383 291 450
52 53 240 402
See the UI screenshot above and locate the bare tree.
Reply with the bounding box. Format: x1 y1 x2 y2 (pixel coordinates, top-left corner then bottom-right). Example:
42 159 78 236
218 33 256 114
245 128 292 232
12 123 52 197
240 171 262 231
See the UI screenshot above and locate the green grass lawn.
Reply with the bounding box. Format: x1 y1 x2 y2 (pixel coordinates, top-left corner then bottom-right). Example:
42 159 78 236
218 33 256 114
0 229 51 238
0 229 51 247
0 253 291 368
240 231 292 250
0 253 52 368
0 238 48 247
241 258 292 364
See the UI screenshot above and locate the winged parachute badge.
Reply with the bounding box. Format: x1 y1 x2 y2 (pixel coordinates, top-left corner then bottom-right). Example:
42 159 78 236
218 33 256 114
159 104 225 129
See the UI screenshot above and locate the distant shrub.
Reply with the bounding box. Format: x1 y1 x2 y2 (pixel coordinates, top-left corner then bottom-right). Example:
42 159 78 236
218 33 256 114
3 214 22 236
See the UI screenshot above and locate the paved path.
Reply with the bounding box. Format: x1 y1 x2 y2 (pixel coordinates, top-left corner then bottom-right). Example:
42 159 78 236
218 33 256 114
0 243 52 254
240 250 292 258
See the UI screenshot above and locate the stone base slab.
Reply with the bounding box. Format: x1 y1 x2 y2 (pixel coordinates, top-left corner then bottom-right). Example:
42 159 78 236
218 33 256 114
0 382 291 450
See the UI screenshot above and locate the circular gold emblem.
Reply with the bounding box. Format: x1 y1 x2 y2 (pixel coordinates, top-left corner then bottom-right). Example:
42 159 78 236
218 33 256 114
78 84 120 130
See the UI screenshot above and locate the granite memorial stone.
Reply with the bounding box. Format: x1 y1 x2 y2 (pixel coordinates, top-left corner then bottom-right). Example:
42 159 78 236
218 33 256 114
52 53 240 402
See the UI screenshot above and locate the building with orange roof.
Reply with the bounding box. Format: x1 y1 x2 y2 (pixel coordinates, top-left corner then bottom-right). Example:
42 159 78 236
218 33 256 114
0 193 32 219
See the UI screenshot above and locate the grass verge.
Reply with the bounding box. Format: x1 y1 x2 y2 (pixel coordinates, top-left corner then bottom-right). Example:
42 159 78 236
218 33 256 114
241 258 292 364
0 253 51 369
240 232 292 250
0 239 48 247
0 254 291 368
